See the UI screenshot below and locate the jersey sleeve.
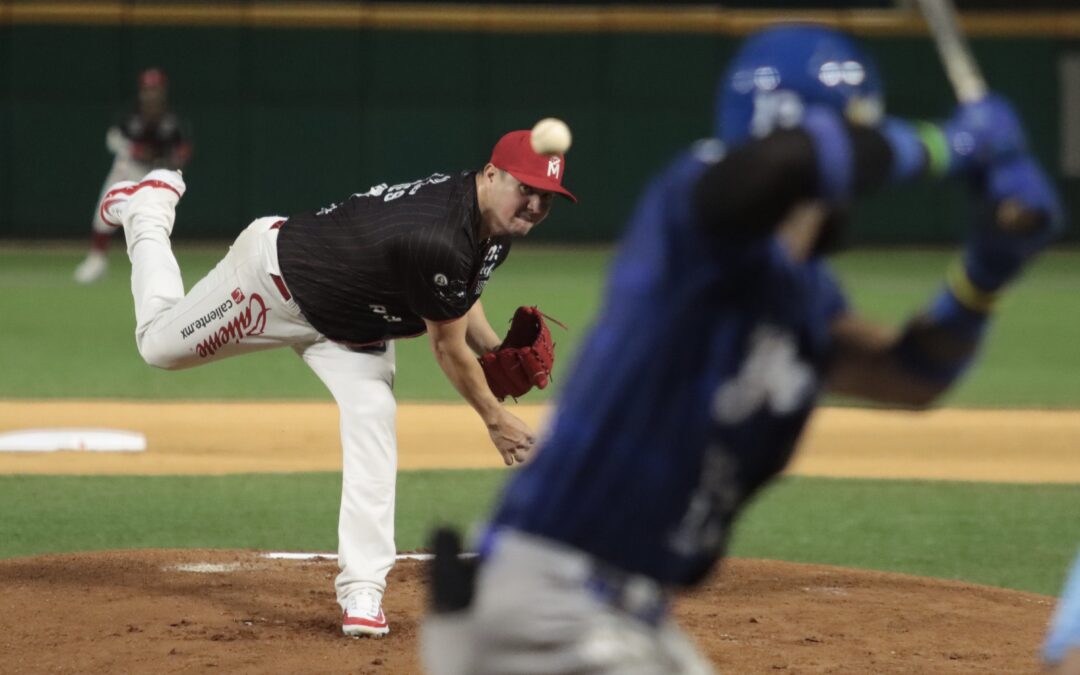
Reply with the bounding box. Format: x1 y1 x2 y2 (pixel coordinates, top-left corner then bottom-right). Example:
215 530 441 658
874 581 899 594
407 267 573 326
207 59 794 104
400 233 473 323
806 259 848 322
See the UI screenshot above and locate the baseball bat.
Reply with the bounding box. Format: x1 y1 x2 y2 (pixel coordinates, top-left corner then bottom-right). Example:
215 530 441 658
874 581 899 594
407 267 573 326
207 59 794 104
913 0 987 103
914 0 1040 232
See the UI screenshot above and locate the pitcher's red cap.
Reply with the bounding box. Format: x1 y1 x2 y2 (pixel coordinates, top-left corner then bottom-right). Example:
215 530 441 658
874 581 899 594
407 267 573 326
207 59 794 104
489 130 577 202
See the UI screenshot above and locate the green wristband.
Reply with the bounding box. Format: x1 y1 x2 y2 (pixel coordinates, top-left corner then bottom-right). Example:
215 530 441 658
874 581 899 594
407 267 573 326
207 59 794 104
915 122 951 177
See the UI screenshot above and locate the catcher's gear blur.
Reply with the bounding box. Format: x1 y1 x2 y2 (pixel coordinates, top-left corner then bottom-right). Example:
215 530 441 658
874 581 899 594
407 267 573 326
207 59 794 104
479 306 558 400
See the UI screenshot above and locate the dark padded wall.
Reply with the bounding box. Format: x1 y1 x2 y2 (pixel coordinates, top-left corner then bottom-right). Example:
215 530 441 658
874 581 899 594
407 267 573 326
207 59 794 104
0 20 1075 243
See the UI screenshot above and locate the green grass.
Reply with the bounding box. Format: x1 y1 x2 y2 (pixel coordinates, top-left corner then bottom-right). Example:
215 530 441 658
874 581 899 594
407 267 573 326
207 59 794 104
731 476 1080 594
2 244 1079 598
0 470 506 560
1 471 1076 595
0 245 609 401
830 249 1080 407
2 245 1079 405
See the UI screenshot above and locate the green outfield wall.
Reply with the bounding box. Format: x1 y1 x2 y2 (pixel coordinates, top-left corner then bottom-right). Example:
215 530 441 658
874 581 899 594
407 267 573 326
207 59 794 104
0 4 1077 243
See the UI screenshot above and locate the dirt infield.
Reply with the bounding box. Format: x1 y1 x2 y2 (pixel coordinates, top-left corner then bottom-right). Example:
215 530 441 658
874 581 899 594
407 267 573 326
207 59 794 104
2 401 1080 481
0 549 1053 674
0 402 1075 673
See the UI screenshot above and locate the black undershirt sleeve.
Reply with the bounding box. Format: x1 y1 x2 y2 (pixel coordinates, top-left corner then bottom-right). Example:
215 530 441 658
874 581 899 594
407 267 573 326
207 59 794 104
691 124 896 239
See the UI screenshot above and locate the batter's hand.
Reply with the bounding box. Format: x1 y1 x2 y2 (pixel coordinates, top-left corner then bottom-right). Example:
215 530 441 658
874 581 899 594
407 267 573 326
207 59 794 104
964 153 1065 291
943 94 1028 175
487 408 535 466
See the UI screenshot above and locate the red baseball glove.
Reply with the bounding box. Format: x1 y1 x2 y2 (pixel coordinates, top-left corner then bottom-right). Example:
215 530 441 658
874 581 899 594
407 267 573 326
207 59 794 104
479 306 561 401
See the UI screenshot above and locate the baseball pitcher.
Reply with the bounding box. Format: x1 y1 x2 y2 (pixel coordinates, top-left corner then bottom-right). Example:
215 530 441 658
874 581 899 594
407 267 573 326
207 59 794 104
98 129 574 637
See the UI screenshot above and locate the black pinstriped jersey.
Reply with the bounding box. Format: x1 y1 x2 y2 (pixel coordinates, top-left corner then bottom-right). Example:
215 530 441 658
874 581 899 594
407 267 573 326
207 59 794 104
276 171 511 345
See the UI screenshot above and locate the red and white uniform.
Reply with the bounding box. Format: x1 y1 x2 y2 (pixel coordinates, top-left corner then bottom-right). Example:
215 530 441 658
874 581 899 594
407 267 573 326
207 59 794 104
118 170 507 617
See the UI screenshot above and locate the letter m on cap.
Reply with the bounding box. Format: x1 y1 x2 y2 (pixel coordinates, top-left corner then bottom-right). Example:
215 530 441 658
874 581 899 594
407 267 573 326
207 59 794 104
547 157 561 178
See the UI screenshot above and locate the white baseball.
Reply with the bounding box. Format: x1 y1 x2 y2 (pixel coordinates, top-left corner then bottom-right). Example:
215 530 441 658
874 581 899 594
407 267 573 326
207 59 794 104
530 118 572 155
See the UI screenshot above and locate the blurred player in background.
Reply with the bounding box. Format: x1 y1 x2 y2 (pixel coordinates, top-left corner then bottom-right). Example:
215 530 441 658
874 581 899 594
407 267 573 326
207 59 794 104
73 67 192 284
1046 549 1080 674
422 25 1064 674
96 130 574 638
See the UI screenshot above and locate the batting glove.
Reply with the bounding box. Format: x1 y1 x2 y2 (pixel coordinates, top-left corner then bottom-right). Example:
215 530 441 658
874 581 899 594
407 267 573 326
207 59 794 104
942 93 1028 175
964 154 1066 291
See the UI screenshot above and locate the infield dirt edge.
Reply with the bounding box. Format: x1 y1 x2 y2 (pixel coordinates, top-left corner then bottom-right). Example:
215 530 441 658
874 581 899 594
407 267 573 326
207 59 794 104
0 402 1078 482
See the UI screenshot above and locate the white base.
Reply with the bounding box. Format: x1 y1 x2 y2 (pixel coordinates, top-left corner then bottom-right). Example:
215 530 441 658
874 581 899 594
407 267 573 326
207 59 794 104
0 428 146 452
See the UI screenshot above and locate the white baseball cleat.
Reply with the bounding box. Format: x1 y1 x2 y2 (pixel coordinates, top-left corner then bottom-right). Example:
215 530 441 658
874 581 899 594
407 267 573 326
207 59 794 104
139 168 187 198
98 181 138 227
341 590 390 638
99 170 187 228
73 250 108 284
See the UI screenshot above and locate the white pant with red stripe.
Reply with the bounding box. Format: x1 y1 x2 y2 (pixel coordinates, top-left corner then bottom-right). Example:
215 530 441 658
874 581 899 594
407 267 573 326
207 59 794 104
122 184 397 610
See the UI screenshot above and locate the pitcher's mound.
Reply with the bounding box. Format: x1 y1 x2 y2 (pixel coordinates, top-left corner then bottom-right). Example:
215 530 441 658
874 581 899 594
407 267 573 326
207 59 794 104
0 549 1052 674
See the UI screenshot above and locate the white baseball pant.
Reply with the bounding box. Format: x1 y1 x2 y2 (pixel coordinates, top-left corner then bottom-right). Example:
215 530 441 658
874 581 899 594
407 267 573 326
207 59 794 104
121 181 398 609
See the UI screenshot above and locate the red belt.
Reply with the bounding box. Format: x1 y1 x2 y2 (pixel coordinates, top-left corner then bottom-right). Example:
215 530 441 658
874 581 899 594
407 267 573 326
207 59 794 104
270 273 291 301
268 219 291 301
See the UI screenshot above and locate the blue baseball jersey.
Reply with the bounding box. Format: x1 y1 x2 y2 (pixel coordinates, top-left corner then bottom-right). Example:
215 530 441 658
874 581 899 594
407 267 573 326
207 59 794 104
1045 549 1080 665
489 140 848 586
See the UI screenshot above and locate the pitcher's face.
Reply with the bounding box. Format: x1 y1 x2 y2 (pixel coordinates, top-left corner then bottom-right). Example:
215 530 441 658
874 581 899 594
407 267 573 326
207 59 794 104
481 166 553 237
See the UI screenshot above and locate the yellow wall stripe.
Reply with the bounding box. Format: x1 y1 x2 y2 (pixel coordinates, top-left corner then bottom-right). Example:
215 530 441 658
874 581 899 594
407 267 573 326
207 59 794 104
4 2 1080 36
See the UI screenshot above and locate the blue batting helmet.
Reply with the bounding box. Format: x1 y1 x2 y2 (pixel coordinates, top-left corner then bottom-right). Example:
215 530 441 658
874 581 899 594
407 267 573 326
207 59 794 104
717 24 884 147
